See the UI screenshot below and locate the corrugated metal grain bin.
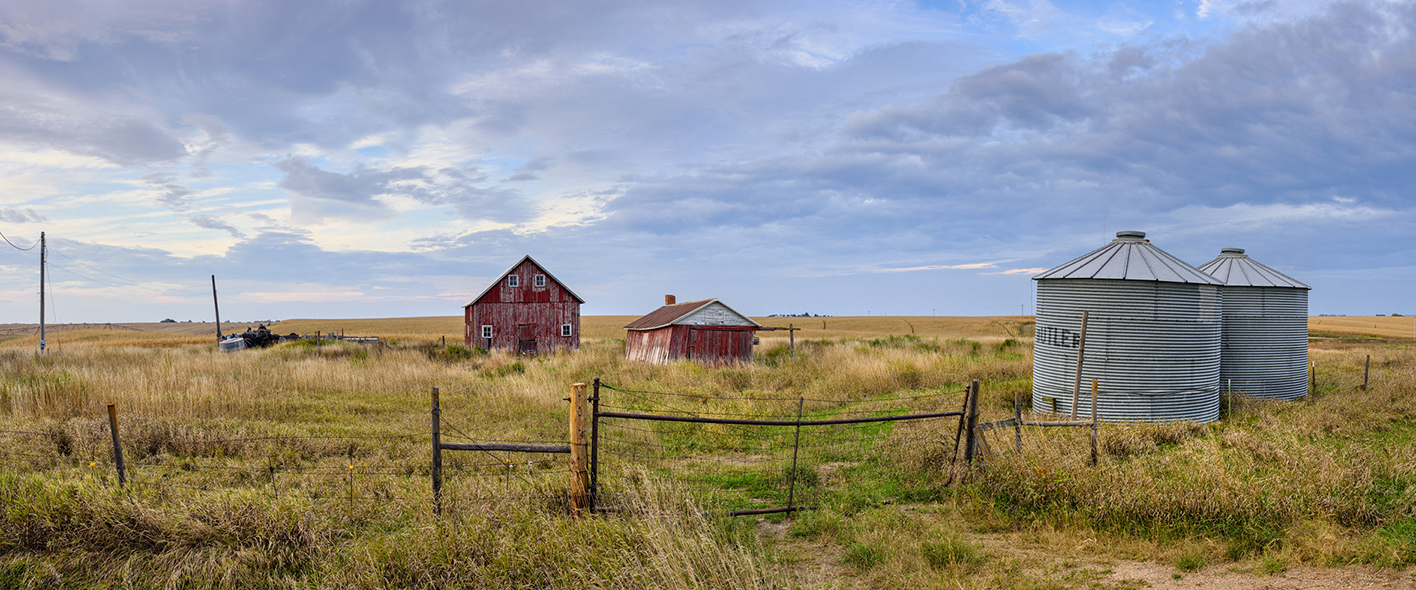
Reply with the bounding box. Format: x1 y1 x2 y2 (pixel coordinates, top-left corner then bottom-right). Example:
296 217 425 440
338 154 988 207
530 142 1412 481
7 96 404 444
1197 248 1310 400
1032 231 1224 422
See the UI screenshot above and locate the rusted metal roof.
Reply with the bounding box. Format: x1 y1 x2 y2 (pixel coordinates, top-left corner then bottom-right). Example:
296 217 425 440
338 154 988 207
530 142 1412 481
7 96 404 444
1033 231 1224 285
1196 248 1310 289
463 255 585 308
625 299 761 331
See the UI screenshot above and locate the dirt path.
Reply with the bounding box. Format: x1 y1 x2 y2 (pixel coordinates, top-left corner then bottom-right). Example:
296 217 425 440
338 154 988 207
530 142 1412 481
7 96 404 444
1104 561 1416 590
764 520 1416 589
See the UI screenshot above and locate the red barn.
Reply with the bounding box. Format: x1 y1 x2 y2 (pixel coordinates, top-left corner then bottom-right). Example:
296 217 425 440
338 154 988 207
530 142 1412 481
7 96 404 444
624 295 761 365
464 255 583 354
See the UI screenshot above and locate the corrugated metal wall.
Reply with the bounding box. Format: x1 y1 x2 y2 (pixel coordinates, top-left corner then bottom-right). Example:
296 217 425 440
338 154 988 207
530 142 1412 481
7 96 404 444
1215 287 1309 399
1032 279 1222 422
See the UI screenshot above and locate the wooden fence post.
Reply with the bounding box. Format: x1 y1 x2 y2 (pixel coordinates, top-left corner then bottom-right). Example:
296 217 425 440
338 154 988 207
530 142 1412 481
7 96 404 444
1013 393 1023 453
1071 311 1089 419
963 380 980 465
106 404 126 487
1089 379 1099 467
1362 355 1370 391
569 383 589 516
431 387 442 516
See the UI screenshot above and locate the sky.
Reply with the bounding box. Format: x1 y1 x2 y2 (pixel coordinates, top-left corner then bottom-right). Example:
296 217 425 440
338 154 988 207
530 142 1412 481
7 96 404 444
0 0 1412 323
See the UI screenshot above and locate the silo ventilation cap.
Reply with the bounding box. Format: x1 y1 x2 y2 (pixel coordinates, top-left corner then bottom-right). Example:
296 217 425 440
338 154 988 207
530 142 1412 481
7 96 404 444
1220 247 1246 256
1114 230 1146 242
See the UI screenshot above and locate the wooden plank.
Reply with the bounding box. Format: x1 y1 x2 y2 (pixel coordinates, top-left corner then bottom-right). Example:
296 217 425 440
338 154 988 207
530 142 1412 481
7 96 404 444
1071 310 1089 418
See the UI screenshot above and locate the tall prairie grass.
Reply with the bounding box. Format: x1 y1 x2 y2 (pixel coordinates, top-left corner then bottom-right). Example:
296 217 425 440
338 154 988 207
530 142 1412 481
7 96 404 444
0 323 1411 587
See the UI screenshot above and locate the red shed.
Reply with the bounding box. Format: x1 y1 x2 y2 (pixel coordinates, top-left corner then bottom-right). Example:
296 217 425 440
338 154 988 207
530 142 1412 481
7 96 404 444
624 295 762 365
464 255 584 354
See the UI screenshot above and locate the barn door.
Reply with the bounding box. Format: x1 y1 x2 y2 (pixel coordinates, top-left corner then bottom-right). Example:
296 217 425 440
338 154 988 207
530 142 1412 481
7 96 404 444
517 324 537 355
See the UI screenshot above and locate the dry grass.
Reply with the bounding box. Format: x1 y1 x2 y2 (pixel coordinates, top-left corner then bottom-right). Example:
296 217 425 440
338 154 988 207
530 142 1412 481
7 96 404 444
0 319 1411 588
1310 316 1416 340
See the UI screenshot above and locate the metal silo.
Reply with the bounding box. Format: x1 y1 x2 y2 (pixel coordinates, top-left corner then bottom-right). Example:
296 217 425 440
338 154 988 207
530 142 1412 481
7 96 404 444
1032 231 1224 422
1196 248 1310 400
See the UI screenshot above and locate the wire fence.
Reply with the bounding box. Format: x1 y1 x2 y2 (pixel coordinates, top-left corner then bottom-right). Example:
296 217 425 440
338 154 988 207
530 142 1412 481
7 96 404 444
0 411 572 511
593 381 967 515
0 378 1109 518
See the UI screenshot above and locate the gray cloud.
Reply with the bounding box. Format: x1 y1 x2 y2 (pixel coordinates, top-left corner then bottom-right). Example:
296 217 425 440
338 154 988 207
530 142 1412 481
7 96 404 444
143 172 196 211
276 157 532 223
0 207 46 223
186 214 245 239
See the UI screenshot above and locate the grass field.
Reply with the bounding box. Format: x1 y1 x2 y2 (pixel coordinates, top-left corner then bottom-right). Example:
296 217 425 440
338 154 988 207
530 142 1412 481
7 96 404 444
0 317 1411 588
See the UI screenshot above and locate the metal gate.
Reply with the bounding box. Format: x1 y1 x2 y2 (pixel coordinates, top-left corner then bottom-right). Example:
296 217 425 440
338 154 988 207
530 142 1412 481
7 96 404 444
589 378 966 515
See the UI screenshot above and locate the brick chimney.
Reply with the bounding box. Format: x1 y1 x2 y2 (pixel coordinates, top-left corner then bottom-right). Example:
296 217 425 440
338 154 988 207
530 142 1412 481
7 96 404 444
665 294 676 305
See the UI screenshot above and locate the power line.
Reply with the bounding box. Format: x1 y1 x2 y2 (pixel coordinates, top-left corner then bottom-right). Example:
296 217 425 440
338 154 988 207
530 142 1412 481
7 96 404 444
46 248 206 297
48 262 205 298
49 249 145 285
0 229 38 251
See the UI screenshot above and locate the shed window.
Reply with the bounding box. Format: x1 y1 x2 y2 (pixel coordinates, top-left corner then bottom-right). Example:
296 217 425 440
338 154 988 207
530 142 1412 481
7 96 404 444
534 274 546 288
507 275 519 287
481 325 492 339
561 324 572 337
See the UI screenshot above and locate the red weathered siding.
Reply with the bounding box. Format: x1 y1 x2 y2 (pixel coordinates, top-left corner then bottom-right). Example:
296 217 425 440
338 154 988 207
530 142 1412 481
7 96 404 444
625 325 754 365
464 259 580 352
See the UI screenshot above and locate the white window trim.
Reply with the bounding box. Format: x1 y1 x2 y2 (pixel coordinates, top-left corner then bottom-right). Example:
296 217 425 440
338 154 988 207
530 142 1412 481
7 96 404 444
561 324 572 337
534 274 546 287
507 275 519 287
481 325 492 339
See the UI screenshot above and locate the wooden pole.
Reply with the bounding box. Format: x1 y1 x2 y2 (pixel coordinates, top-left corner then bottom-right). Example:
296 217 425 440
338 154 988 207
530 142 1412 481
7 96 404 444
1014 393 1023 453
789 324 795 360
1071 311 1089 418
569 382 589 516
107 404 125 487
947 390 969 481
1362 355 1370 391
1089 379 1099 467
963 380 980 465
211 275 223 342
39 232 46 354
431 387 441 516
1310 360 1316 393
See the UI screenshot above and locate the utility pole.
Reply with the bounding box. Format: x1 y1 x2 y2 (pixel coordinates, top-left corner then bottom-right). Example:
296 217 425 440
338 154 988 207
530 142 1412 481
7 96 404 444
38 232 46 354
212 275 223 342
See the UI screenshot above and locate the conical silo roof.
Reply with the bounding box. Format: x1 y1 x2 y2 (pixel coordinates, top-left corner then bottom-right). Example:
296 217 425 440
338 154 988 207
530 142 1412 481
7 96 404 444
1034 231 1224 285
1196 248 1310 289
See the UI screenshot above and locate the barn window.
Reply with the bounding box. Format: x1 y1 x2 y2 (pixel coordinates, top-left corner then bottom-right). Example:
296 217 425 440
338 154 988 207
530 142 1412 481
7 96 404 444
561 324 572 337
507 275 519 287
534 274 546 287
481 325 492 339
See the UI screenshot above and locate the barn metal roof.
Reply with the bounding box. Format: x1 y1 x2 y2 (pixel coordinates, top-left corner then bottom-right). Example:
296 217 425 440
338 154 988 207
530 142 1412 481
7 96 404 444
624 299 762 330
1196 248 1310 289
462 254 586 308
1033 231 1225 285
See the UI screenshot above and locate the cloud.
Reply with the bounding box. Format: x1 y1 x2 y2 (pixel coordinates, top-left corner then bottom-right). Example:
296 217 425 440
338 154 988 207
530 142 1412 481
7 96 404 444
186 214 245 239
871 262 1000 272
0 207 46 223
275 157 533 224
143 172 195 211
